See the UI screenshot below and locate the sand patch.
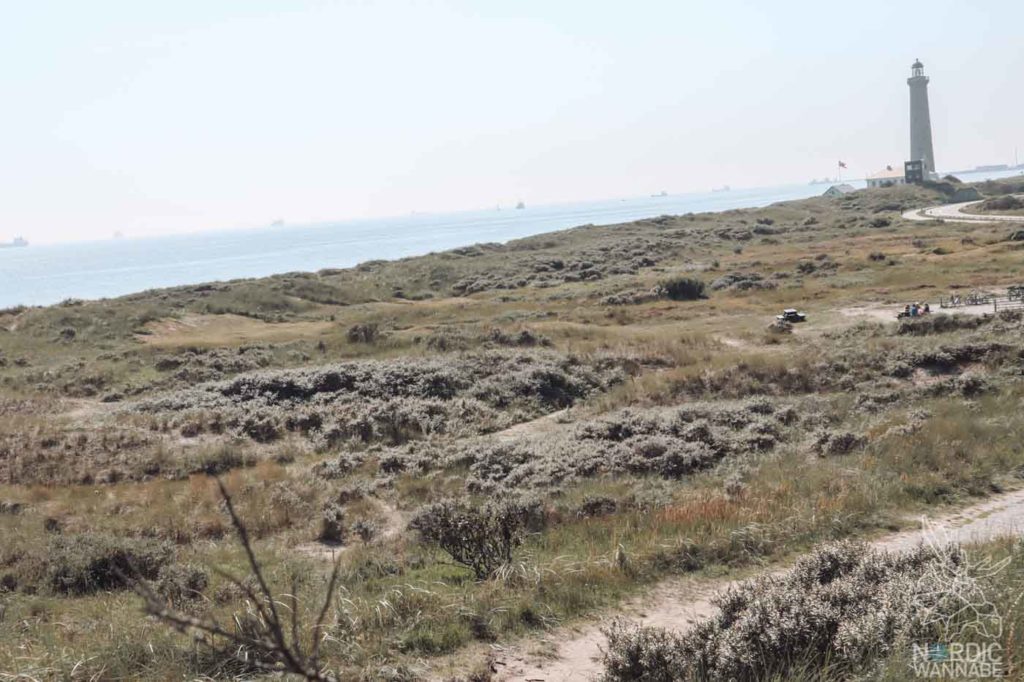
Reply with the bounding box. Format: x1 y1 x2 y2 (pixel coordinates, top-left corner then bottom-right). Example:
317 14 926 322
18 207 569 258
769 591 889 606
137 313 333 348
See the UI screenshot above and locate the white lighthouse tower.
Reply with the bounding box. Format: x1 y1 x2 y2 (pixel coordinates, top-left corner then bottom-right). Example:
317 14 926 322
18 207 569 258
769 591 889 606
907 59 936 176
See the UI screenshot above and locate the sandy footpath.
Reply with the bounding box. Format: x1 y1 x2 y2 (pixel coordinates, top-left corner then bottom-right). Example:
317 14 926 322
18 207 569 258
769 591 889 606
490 487 1024 681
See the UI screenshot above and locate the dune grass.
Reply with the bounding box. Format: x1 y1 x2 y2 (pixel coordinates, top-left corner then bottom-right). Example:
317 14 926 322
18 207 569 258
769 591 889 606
4 180 1024 678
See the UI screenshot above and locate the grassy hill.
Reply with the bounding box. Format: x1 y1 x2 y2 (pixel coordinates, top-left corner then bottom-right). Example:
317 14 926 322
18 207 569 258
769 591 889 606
3 180 1024 679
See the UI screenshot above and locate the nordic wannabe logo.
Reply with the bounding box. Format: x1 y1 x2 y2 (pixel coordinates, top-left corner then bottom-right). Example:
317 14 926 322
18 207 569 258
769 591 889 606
908 520 1017 678
910 643 1004 678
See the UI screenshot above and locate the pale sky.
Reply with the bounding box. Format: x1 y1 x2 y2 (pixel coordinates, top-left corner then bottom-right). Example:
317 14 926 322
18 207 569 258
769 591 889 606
2 1 1022 243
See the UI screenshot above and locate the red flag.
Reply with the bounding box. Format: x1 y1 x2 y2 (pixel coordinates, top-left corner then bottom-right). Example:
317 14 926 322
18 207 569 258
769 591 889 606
838 161 847 169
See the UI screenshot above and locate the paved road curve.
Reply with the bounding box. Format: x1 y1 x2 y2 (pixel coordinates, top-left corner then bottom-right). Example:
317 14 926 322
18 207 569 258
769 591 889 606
903 198 1024 224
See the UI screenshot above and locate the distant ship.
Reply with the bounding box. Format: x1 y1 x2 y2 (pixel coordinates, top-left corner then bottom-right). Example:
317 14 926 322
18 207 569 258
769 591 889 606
113 231 125 240
0 236 28 249
650 191 668 197
515 201 526 210
712 185 731 193
270 219 285 227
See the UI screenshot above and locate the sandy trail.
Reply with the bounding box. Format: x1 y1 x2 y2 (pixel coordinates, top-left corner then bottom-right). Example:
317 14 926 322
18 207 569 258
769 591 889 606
491 487 1024 681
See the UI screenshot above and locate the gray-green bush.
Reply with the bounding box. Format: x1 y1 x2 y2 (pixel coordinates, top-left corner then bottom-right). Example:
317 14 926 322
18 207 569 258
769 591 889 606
410 498 537 579
601 541 958 682
44 534 173 595
661 277 707 301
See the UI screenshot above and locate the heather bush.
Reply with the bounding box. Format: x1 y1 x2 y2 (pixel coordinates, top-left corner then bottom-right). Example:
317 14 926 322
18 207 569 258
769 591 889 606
155 563 209 606
485 327 552 348
421 326 552 350
155 345 273 383
600 288 663 306
424 327 472 351
672 358 827 398
342 399 796 492
812 429 867 457
410 498 536 579
0 501 25 515
925 373 991 398
896 313 987 336
181 445 257 475
575 495 619 518
351 519 378 543
709 273 775 292
979 194 1024 211
44 534 174 595
903 342 1010 374
318 503 346 544
602 624 689 682
450 235 672 294
722 470 746 499
134 351 622 448
601 542 957 682
202 286 309 320
661 277 707 301
347 322 381 343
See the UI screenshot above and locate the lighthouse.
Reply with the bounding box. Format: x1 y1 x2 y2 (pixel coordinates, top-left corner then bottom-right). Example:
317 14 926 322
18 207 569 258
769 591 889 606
907 59 936 176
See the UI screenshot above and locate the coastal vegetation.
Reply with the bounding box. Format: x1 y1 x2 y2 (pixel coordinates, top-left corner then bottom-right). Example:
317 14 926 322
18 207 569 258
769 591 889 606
3 180 1024 679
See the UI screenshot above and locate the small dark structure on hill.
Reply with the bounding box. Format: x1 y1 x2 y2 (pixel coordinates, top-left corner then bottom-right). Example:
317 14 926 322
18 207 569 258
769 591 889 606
822 184 855 198
904 160 926 184
950 187 982 203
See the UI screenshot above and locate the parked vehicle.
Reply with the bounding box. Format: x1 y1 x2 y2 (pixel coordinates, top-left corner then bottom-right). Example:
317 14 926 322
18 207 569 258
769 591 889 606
776 308 807 323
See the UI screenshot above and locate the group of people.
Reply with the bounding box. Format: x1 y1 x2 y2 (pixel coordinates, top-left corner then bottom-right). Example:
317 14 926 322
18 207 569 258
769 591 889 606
901 302 931 318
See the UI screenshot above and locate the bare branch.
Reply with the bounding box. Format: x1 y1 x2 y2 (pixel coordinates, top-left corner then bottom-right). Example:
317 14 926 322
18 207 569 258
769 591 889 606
127 478 341 682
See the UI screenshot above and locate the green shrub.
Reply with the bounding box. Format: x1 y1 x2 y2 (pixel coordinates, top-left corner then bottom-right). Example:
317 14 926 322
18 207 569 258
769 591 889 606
318 503 346 544
155 563 209 605
46 534 173 595
660 277 706 301
812 429 867 457
896 314 987 336
980 195 1024 211
346 322 381 344
411 498 535 579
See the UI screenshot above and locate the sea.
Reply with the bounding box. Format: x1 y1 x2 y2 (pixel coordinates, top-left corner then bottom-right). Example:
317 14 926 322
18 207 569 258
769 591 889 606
2 170 1020 309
